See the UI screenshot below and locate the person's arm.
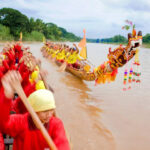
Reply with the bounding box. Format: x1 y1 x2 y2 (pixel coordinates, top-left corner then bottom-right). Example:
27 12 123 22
0 71 25 137
36 59 42 69
52 118 70 150
0 88 26 138
73 43 79 53
2 60 9 70
39 69 54 93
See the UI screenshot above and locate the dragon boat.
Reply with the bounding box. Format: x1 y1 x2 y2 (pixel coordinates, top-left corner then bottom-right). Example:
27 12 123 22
41 30 142 84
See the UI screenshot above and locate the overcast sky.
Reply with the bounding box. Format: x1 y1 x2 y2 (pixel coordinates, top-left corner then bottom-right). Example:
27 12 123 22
0 0 150 38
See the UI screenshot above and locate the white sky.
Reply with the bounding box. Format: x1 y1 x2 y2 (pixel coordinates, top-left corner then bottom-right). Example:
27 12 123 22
0 0 150 38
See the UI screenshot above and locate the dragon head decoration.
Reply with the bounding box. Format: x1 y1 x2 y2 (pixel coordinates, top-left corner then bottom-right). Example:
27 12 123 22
108 30 142 69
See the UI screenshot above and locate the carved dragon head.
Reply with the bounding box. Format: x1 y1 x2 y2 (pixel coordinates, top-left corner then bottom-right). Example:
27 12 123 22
126 31 142 59
108 30 142 69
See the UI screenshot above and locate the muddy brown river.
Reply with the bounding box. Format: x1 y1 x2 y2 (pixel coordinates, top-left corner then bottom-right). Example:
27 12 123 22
0 42 150 150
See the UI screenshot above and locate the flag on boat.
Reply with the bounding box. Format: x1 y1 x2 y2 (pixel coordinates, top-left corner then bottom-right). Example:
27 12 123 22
78 29 87 59
80 46 87 59
20 32 22 41
43 36 46 43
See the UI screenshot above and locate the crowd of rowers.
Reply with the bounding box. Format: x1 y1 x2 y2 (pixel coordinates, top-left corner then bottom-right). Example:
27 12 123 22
0 42 70 150
41 42 91 72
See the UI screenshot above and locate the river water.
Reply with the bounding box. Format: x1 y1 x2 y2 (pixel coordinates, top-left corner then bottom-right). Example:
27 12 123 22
0 42 150 150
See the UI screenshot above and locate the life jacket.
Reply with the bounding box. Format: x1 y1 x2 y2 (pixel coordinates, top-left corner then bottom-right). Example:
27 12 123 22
67 52 77 64
56 50 65 60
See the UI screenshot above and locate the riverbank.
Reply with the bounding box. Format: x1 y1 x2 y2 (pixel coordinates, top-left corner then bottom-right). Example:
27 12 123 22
142 43 150 48
1 41 150 51
94 42 150 49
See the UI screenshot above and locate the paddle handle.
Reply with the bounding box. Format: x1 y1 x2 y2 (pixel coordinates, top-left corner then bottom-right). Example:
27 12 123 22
15 85 58 150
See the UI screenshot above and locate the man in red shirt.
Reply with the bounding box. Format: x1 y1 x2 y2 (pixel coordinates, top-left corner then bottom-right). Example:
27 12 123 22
0 71 70 150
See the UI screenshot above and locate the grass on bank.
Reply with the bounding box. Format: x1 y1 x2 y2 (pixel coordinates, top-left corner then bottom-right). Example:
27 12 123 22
0 24 14 41
142 43 150 48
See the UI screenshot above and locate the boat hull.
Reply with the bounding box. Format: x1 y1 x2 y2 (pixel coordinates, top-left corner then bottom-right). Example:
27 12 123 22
55 61 96 81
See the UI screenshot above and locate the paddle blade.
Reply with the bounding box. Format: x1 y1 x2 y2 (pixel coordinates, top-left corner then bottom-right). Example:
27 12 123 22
59 62 67 72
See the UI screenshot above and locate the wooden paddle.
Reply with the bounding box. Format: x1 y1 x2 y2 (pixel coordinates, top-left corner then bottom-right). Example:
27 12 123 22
58 62 67 72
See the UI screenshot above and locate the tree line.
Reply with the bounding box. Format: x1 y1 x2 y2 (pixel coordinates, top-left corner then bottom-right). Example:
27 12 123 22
87 35 127 43
0 8 80 41
88 34 150 45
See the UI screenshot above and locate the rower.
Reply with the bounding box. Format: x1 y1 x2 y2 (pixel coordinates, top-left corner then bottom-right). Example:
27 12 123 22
0 71 70 150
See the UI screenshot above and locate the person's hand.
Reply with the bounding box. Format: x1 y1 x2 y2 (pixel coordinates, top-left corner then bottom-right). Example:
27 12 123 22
19 56 25 63
1 71 22 99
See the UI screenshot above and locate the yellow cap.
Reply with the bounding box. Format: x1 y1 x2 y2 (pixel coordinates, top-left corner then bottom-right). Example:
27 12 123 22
28 89 56 112
36 80 46 90
31 71 39 81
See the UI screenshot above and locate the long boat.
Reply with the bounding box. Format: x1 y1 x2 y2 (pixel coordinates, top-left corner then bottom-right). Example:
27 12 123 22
41 30 142 84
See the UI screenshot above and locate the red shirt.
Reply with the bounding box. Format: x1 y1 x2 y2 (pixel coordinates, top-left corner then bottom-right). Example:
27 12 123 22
0 88 70 150
2 60 9 71
0 133 4 150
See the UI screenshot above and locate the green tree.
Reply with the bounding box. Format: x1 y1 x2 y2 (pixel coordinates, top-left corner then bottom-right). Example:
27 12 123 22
23 31 44 41
0 7 80 42
34 19 46 33
143 34 150 43
28 17 36 32
0 8 29 38
112 35 127 43
45 23 62 40
101 35 127 43
0 24 14 40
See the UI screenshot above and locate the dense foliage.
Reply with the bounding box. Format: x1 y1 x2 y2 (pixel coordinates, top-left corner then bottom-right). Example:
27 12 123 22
0 8 80 41
101 35 128 43
143 34 150 43
87 35 128 43
0 24 14 40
